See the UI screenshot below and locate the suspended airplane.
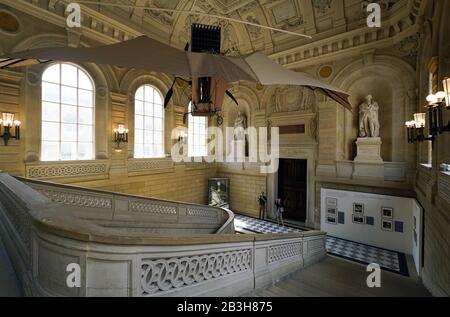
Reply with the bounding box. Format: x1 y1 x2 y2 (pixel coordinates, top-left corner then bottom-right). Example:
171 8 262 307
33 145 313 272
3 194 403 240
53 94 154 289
0 24 352 126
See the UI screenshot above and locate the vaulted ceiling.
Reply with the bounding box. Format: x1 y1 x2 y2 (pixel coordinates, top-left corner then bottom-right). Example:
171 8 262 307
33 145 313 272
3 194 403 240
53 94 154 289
92 0 410 55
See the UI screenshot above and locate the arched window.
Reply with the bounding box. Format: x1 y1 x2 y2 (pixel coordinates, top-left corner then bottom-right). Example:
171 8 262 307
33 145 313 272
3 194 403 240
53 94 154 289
188 102 208 157
41 63 95 161
134 85 164 158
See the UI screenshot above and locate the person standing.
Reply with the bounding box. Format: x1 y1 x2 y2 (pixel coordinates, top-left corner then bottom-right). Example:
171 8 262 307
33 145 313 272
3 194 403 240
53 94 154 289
275 197 285 227
257 191 267 219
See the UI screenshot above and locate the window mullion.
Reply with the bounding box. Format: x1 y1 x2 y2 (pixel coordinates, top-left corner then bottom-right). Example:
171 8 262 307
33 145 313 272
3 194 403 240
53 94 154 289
76 69 78 160
59 64 62 161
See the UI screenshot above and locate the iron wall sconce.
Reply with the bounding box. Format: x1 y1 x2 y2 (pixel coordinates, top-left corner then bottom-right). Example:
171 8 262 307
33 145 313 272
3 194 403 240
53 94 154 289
425 90 450 136
406 78 450 145
113 124 128 147
0 113 21 146
405 113 433 144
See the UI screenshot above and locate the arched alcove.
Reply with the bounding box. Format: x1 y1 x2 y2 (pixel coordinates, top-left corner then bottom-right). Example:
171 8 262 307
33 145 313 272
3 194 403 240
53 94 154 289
332 55 416 163
347 77 393 161
222 84 259 127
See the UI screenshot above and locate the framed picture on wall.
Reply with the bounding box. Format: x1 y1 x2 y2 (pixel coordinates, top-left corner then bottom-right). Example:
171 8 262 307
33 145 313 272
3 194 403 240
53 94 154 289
327 207 337 215
326 197 338 207
326 216 337 225
381 219 393 231
352 214 365 224
381 207 393 219
353 203 364 214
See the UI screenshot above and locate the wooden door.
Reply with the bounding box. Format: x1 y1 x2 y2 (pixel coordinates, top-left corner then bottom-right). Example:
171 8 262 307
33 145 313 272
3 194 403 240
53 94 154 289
277 159 307 222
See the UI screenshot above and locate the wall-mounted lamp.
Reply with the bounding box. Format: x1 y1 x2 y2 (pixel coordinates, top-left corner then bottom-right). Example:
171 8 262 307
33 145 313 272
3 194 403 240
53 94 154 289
405 113 433 144
443 77 450 109
113 124 128 147
0 113 21 146
406 78 450 145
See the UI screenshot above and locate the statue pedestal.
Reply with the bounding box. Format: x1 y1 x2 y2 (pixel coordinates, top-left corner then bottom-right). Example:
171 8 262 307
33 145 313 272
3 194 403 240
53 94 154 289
353 137 384 179
354 137 383 163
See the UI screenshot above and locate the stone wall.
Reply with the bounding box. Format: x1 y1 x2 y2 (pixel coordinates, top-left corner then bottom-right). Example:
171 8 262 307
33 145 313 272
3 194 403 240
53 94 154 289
68 164 217 205
217 166 267 217
412 0 450 297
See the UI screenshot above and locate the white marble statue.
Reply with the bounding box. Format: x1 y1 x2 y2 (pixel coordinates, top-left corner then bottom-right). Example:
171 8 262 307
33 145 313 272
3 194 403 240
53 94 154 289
358 94 380 138
233 111 247 141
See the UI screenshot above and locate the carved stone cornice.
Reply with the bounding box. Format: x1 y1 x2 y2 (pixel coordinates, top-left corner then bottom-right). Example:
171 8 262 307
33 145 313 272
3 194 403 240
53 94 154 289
270 0 423 69
270 22 420 69
2 0 143 45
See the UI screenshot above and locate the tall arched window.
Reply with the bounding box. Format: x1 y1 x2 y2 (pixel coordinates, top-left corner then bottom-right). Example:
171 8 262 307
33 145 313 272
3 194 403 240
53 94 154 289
41 63 95 161
188 102 208 157
134 85 164 158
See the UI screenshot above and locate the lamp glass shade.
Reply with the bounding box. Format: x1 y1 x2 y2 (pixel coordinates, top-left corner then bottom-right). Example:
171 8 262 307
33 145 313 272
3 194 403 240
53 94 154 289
435 91 446 101
405 121 414 128
14 120 21 126
117 124 125 134
2 113 14 127
426 94 437 105
443 77 450 107
414 113 426 128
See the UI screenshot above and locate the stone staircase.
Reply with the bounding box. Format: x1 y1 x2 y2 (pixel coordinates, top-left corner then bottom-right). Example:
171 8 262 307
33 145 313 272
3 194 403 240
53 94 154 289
0 236 22 296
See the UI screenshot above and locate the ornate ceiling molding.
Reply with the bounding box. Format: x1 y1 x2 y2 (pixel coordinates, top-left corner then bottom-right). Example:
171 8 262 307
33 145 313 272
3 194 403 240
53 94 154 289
270 0 422 69
2 0 424 69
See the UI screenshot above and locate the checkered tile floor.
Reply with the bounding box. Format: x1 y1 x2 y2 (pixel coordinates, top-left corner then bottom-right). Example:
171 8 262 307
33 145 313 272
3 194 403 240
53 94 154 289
234 214 409 277
234 214 303 234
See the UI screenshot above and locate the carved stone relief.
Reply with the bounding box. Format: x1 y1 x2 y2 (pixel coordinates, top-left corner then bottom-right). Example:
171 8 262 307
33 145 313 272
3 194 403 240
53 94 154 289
130 201 177 215
187 207 218 219
245 15 263 40
362 0 398 11
37 188 113 209
313 0 333 15
396 33 420 59
144 0 178 26
268 242 302 264
26 162 109 179
309 116 318 140
127 159 174 172
26 71 39 86
269 87 316 114
140 249 252 295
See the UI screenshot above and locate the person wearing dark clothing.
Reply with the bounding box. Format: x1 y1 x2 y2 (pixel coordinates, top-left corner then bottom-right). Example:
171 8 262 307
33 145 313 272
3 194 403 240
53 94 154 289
274 197 284 226
257 192 267 219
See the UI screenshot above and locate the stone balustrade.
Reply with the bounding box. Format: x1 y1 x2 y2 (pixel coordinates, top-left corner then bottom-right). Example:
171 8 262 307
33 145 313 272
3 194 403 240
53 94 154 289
0 173 326 297
18 176 234 235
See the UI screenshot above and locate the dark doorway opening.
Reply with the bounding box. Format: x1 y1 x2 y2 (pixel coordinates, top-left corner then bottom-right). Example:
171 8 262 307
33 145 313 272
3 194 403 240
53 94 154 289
277 159 307 222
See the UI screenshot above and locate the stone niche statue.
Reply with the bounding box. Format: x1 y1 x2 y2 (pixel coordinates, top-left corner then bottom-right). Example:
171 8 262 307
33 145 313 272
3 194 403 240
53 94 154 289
233 111 247 140
358 94 380 138
233 111 249 157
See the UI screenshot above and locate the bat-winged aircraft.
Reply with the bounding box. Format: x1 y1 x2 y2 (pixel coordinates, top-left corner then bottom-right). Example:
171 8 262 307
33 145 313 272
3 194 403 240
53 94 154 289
0 28 351 125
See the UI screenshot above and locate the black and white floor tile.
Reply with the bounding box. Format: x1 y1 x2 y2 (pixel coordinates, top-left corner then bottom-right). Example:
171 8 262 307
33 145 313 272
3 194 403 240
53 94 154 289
234 214 303 234
234 214 409 277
